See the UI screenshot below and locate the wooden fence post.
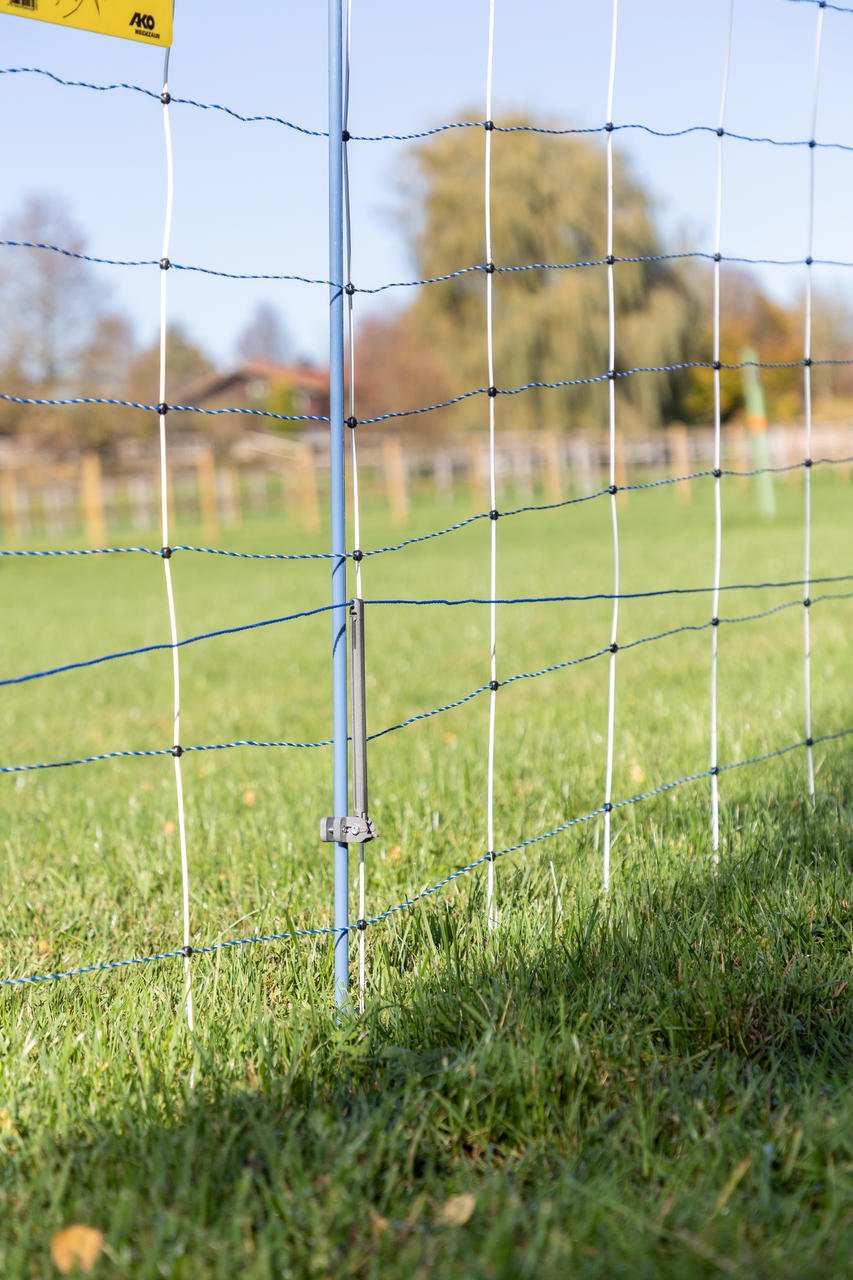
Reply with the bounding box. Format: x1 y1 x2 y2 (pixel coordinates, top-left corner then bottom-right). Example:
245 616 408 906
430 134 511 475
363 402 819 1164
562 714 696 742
294 443 320 533
614 429 628 507
81 452 106 546
196 448 220 541
219 465 242 528
467 442 489 507
0 469 20 543
669 422 691 501
542 432 564 504
382 436 409 525
727 423 750 492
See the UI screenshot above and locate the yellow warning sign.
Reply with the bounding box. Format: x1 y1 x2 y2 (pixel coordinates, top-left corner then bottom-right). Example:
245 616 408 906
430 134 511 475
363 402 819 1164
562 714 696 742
1 0 172 47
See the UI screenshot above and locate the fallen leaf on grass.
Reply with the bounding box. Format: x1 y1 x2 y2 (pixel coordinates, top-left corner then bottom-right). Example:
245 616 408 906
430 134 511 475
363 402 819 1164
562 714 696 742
50 1225 104 1274
0 1109 19 1141
630 763 645 784
436 1193 476 1227
163 820 175 836
242 790 256 806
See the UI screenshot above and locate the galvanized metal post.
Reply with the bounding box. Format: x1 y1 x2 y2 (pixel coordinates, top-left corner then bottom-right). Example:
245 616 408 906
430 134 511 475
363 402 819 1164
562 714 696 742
328 0 348 1006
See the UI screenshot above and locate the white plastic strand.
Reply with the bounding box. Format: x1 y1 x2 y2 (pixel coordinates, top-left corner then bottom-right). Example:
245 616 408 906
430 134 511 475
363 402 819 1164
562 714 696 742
803 5 824 798
602 0 619 892
158 45 193 1035
710 2 734 863
342 0 367 1010
484 0 497 929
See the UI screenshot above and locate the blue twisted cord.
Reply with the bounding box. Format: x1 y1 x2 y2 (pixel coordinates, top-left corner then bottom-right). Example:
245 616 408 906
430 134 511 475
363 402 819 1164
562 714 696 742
3 358 851 430
6 454 848 567
0 546 160 558
363 728 853 923
784 0 853 12
8 66 853 150
184 737 332 753
8 591 851 776
360 491 613 557
10 238 853 292
364 575 853 610
0 390 329 423
171 544 335 561
3 724 851 988
0 602 340 689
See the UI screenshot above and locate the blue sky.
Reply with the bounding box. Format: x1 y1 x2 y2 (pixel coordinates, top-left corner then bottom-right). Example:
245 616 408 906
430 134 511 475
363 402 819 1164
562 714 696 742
0 0 848 366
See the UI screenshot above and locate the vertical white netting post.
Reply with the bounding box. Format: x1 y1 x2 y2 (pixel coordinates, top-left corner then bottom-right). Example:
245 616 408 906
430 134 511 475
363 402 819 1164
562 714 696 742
342 0 367 1011
602 0 619 893
484 0 498 929
157 41 194 1036
802 2 825 799
710 2 734 863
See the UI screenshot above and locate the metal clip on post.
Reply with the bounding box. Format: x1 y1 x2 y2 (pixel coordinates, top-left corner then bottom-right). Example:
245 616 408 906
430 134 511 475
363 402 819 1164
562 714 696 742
321 598 377 845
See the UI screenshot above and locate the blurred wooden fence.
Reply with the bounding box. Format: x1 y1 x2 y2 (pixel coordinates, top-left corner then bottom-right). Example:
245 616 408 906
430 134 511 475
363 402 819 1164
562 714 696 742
0 423 849 544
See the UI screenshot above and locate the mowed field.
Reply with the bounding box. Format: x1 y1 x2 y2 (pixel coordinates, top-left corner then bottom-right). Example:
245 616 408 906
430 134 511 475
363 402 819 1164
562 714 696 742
1 464 853 1277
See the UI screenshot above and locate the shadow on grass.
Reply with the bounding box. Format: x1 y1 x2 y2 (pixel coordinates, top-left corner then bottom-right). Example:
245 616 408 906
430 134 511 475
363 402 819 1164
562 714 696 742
13 768 853 1277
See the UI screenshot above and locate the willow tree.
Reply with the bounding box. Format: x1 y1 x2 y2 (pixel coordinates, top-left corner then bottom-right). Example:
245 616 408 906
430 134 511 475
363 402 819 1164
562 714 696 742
389 117 697 434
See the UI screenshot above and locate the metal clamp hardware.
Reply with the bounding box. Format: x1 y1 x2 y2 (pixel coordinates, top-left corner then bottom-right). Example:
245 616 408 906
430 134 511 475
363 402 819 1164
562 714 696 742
320 815 377 844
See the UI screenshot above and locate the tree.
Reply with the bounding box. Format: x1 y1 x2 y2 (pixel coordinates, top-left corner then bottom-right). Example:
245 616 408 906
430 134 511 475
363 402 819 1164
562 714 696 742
125 322 216 438
0 194 135 450
366 117 698 434
235 302 293 366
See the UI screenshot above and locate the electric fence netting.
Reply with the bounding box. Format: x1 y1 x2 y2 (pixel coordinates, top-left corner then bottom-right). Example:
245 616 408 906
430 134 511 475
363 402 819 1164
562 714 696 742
0 0 851 1017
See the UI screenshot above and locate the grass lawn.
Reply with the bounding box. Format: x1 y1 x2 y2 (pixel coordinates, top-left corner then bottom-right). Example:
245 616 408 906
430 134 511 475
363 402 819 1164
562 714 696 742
1 464 852 1277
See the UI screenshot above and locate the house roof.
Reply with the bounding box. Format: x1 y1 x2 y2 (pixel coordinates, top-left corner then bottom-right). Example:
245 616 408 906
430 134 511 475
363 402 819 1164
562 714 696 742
186 361 329 406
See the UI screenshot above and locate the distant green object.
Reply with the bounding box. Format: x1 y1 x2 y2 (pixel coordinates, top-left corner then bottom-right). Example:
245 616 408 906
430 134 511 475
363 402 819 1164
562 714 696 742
740 346 776 518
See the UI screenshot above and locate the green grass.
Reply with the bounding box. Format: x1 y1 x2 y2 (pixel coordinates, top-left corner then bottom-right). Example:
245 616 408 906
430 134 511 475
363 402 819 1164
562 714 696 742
1 469 853 1277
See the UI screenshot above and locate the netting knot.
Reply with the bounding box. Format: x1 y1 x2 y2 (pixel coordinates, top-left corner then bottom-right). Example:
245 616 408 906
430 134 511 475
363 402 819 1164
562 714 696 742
352 549 363 562
487 386 498 398
157 402 169 415
160 545 172 559
804 358 812 368
160 91 171 105
485 261 496 274
489 679 500 691
713 468 722 478
356 918 367 931
710 766 719 776
805 256 813 266
804 456 813 467
159 257 171 270
803 596 811 608
608 484 618 496
484 120 494 132
489 509 500 520
607 368 616 381
717 126 724 137
182 945 193 958
605 121 614 133
171 744 183 758
603 802 613 812
806 736 814 746
344 282 355 296
609 642 618 654
711 616 719 627
809 138 816 149
486 849 496 862
713 360 721 371
345 415 358 429
606 254 616 266
341 129 350 141
714 252 721 263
